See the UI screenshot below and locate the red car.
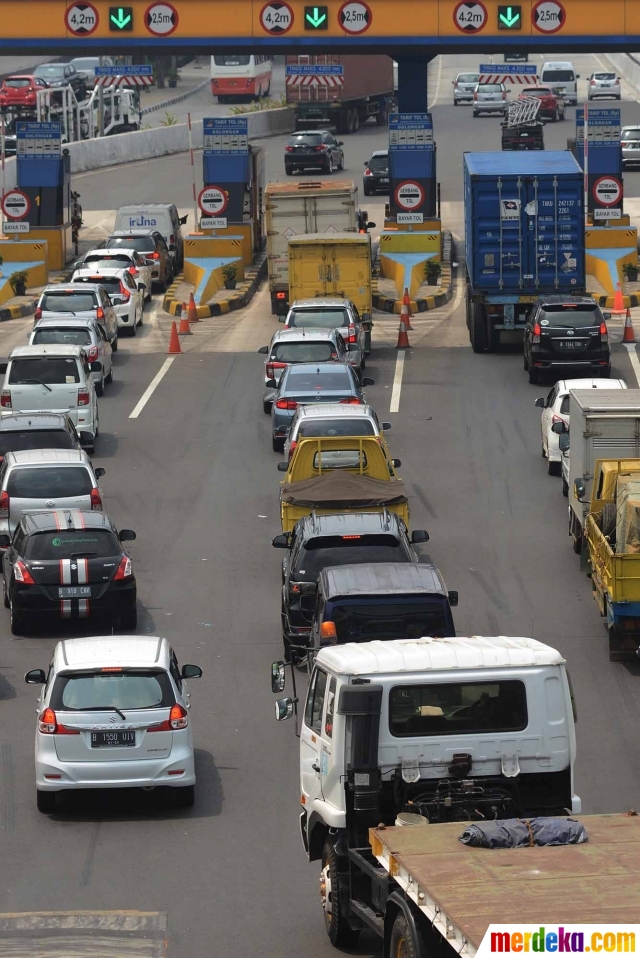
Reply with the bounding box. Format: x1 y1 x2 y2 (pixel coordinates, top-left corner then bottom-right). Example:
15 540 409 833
0 75 49 109
517 86 565 122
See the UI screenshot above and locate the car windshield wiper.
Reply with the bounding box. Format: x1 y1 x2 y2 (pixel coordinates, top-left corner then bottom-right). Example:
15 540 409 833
76 706 127 720
17 379 52 391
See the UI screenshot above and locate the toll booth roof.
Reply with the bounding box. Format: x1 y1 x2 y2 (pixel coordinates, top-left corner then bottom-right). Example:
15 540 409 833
464 150 583 176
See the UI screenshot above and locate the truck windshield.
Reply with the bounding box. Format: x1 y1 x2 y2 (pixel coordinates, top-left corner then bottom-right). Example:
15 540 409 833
328 597 450 642
540 305 601 328
297 535 408 575
389 680 527 737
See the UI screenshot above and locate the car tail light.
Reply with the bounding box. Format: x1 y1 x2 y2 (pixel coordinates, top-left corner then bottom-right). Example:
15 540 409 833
266 361 287 379
119 281 131 302
96 307 104 320
34 306 42 321
128 265 138 276
148 251 160 260
532 322 541 344
600 321 608 342
0 390 11 409
288 440 297 459
78 387 91 406
275 399 298 410
285 145 294 152
342 535 361 539
90 487 102 511
212 79 218 87
14 559 35 584
364 168 372 177
169 234 175 246
38 708 79 735
113 555 132 580
314 145 328 152
552 414 566 426
86 345 99 363
339 398 363 405
345 326 357 344
276 291 286 300
591 79 596 85
149 703 189 732
0 491 8 519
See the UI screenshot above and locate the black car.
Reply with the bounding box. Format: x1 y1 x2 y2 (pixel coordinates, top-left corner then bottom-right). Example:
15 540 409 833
0 413 83 466
272 512 429 658
106 230 174 291
523 296 611 385
33 62 87 101
363 150 390 196
0 510 137 636
284 130 344 176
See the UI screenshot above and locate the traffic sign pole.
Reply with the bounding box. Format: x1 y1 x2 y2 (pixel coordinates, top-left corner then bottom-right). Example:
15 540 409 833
584 103 589 226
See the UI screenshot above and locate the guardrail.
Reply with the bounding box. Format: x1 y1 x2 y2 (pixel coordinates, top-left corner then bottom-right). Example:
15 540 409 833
605 53 640 97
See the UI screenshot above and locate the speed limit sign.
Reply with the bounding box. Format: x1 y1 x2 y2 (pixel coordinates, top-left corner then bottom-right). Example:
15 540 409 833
198 186 228 217
1 189 30 220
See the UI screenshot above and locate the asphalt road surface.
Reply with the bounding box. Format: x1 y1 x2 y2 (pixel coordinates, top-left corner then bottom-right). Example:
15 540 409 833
1 51 640 958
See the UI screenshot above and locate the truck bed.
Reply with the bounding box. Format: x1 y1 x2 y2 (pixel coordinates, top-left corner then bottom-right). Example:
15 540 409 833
370 814 640 955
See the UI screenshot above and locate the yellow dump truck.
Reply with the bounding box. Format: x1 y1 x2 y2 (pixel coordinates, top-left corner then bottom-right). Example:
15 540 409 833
287 233 373 324
584 458 640 660
278 436 408 533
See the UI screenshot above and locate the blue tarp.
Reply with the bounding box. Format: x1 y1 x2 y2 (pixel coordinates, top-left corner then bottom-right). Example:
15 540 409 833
459 817 589 848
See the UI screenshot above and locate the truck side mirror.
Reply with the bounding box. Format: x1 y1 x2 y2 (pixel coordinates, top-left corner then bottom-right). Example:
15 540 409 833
275 697 295 721
271 661 286 693
411 530 429 543
534 397 545 408
448 590 459 607
574 478 587 501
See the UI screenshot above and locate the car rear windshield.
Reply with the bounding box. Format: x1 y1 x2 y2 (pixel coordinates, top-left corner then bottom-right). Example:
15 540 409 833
84 255 132 268
106 236 154 253
480 84 502 91
285 368 351 392
312 449 367 470
298 418 375 438
622 129 640 140
25 529 119 560
32 327 93 347
527 89 552 97
70 59 99 70
389 680 527 737
74 276 121 295
541 69 574 81
35 66 64 76
50 670 174 711
289 309 349 329
329 598 449 642
368 155 388 171
4 78 31 88
7 466 92 498
9 357 80 385
289 134 322 145
594 73 615 80
540 305 601 328
214 55 251 66
298 535 407 575
273 342 335 363
0 430 74 456
40 291 98 312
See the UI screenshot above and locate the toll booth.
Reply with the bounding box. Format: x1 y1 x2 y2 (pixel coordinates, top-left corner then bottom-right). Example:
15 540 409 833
575 107 623 220
388 113 436 220
15 121 71 267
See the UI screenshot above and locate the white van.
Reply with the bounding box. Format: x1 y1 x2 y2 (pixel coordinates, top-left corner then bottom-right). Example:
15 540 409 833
114 204 186 269
540 61 580 104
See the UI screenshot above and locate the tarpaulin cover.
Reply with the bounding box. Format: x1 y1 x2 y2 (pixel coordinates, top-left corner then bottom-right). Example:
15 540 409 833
615 476 640 552
459 818 589 849
280 470 408 508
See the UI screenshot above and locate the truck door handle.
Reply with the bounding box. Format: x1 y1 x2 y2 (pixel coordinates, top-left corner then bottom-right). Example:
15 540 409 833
312 763 320 773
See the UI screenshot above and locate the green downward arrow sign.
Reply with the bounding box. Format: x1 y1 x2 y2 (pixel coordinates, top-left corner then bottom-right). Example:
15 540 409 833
306 6 327 27
499 6 521 27
110 7 132 28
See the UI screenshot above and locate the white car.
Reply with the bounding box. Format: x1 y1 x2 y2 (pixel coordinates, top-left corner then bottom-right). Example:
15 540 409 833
1 345 100 451
587 72 621 100
79 248 152 302
25 635 202 812
29 317 113 395
35 284 119 352
535 377 627 476
71 267 144 336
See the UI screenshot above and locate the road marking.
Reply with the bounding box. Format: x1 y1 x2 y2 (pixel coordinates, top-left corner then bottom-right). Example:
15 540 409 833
624 343 640 387
428 56 443 108
389 351 405 413
129 357 174 419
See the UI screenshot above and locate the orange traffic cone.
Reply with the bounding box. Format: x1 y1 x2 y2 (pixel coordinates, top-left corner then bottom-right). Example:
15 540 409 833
188 292 199 323
612 282 626 315
623 308 636 344
167 321 182 354
178 311 192 335
396 314 410 349
402 288 413 330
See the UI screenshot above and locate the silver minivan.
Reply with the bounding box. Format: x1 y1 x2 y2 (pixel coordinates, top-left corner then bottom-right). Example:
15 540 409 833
0 448 105 537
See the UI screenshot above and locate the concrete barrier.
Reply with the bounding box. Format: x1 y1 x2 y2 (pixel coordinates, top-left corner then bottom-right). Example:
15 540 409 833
605 54 640 97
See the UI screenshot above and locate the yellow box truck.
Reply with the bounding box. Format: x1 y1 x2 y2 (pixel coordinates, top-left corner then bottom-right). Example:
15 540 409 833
287 232 372 322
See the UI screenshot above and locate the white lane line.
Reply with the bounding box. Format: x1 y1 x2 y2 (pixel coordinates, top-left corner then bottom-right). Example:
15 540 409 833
389 351 406 414
129 357 175 419
624 344 640 387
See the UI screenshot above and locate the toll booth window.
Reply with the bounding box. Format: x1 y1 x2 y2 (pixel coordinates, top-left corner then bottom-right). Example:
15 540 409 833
388 680 527 737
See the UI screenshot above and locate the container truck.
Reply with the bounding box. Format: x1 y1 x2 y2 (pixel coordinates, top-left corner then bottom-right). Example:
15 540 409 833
464 151 585 352
287 233 372 322
272 635 587 954
285 55 395 134
265 179 359 315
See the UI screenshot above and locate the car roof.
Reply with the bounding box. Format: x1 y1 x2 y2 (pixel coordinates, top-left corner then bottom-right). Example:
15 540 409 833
33 316 99 328
53 635 171 671
319 562 445 597
0 412 70 431
542 61 574 68
284 362 350 377
3 74 37 81
117 203 176 212
316 636 565 675
299 511 403 537
42 283 104 293
290 298 353 309
84 248 136 257
22 509 113 534
535 294 596 305
295 402 375 419
4 448 90 466
8 344 84 359
73 268 124 278
271 328 340 344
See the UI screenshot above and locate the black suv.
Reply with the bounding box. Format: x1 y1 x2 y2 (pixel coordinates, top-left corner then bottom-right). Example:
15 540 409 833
0 413 82 466
106 230 174 291
284 130 344 176
272 511 429 658
523 295 611 385
33 62 87 101
363 150 390 196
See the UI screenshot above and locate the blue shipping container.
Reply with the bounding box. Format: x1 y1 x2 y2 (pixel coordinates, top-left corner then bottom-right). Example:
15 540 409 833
464 152 585 297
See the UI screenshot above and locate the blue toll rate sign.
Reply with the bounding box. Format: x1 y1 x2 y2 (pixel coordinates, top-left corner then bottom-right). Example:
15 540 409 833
389 113 434 151
203 117 249 155
16 121 62 158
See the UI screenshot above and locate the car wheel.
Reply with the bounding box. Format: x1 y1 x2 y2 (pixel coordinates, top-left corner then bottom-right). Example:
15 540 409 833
263 399 272 415
172 784 195 808
554 108 559 122
272 436 284 453
130 320 137 337
120 607 137 631
548 460 561 477
363 184 371 196
454 99 459 106
2 579 9 609
601 364 611 378
36 790 57 813
105 364 113 385
523 352 530 371
94 407 100 438
337 154 344 171
95 376 104 397
10 601 27 636
562 477 569 497
111 336 118 353
473 110 479 118
528 367 539 385
285 166 293 176
137 309 143 327
325 157 334 174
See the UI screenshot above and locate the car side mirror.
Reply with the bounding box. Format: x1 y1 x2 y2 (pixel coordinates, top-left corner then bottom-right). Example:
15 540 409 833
277 462 289 473
0 363 7 374
79 431 93 444
275 696 295 721
119 529 136 541
574 478 587 501
364 159 369 165
338 141 344 146
179 214 188 225
411 529 429 544
448 590 459 607
559 434 570 453
392 458 402 468
25 668 46 684
382 422 391 431
577 74 580 78
169 243 176 252
603 311 611 320
551 421 567 435
278 316 285 322
181 664 203 679
272 533 289 548
271 660 286 692
91 361 102 372
94 467 106 479
0 534 10 548
265 379 277 388
362 377 374 386
534 397 545 408
367 222 376 229
258 346 269 354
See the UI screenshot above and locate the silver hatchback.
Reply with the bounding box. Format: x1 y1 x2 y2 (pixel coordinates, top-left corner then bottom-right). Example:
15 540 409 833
453 72 480 105
282 298 368 373
473 82 507 116
587 72 621 100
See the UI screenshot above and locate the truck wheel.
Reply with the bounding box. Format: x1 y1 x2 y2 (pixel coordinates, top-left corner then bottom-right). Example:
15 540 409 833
321 841 360 948
352 110 360 132
390 912 427 958
562 476 569 497
469 302 487 353
336 111 348 135
572 532 582 555
608 627 625 662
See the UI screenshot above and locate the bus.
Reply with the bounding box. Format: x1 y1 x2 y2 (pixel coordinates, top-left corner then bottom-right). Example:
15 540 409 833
210 55 273 102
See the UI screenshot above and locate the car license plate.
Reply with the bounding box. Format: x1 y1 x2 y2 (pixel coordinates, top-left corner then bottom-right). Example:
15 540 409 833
380 178 389 184
559 340 583 349
58 586 91 598
91 731 136 748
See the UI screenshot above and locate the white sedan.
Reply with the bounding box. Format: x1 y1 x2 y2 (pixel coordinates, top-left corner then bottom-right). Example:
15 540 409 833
535 377 627 476
71 267 144 336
